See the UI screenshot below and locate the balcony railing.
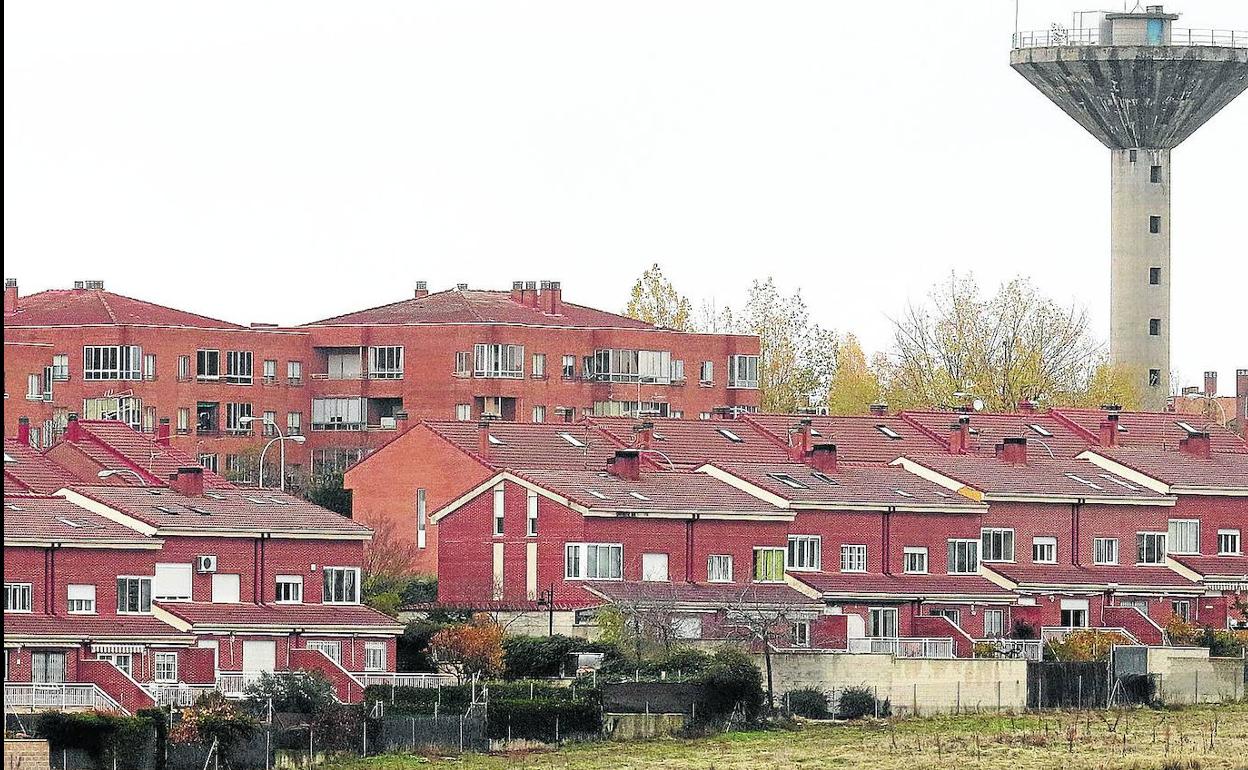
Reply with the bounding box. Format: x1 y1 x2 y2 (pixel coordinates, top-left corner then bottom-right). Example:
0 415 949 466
847 637 955 659
974 638 1043 661
4 683 124 712
1040 626 1139 644
356 672 458 689
1013 27 1246 49
145 683 217 707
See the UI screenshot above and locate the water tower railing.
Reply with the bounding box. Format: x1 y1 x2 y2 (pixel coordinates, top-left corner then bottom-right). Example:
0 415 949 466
1013 27 1246 50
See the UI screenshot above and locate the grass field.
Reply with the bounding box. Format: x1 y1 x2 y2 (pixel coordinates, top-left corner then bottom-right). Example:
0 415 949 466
330 703 1248 770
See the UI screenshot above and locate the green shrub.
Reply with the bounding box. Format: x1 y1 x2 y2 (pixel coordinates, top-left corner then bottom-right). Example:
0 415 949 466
487 699 602 741
400 576 438 606
398 618 443 672
503 634 619 680
785 687 830 719
34 711 150 768
692 647 764 725
243 671 336 714
836 686 890 720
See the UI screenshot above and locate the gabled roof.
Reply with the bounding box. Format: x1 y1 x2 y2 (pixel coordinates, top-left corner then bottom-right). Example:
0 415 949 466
583 581 821 610
303 288 657 329
1077 447 1248 495
891 454 1172 504
2 613 193 644
1051 408 1248 454
60 486 372 537
983 563 1201 592
3 439 77 494
3 495 156 547
790 572 1015 602
513 468 786 516
155 602 403 634
1169 555 1248 582
701 461 985 511
3 287 242 329
588 417 790 468
57 420 233 489
424 420 622 470
745 414 944 464
897 411 1092 458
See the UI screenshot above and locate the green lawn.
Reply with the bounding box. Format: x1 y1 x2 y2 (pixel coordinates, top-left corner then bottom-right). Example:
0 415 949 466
332 703 1248 770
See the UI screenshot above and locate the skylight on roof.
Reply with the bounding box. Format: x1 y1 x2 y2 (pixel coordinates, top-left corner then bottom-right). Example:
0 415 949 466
269 497 290 505
1098 473 1140 492
893 489 915 498
205 492 226 500
2 453 13 463
155 505 179 514
488 435 505 446
1176 421 1200 435
1064 473 1104 491
652 432 667 441
1028 424 1054 437
246 497 268 504
559 432 586 448
5 503 22 511
586 489 608 500
56 517 83 528
876 425 902 440
628 491 651 501
810 472 839 486
718 428 745 443
810 428 823 437
767 472 808 489
188 506 212 515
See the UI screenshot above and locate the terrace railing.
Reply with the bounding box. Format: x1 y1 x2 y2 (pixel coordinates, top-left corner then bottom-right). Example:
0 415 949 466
974 638 1043 661
356 672 459 689
1013 27 1246 49
1040 626 1139 644
4 683 125 713
847 637 955 659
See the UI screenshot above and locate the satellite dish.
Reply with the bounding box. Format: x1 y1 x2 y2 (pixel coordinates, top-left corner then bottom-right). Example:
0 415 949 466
972 398 986 412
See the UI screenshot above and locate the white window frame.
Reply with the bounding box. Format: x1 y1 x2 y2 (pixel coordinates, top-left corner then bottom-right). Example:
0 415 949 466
177 407 190 434
728 354 759 389
287 360 303 383
792 620 811 648
493 484 505 536
311 397 365 431
1137 532 1168 565
526 490 538 537
1094 537 1119 565
561 354 576 379
455 404 472 421
196 349 220 380
67 584 96 614
4 583 32 613
275 575 303 604
368 346 404 379
1032 537 1057 564
305 640 341 663
869 607 898 638
838 543 867 573
178 355 191 381
903 547 928 574
947 539 979 575
699 361 714 385
531 353 546 378
364 642 387 672
322 567 361 604
83 345 142 381
787 535 822 572
564 543 623 580
417 489 427 549
154 563 193 601
225 402 253 435
142 353 157 381
1167 519 1200 556
473 343 524 379
51 354 70 381
1218 529 1241 556
263 359 278 383
116 576 153 614
983 609 1006 638
753 547 786 583
225 350 253 385
287 411 302 436
707 554 734 583
153 652 178 683
531 405 546 423
980 528 1015 563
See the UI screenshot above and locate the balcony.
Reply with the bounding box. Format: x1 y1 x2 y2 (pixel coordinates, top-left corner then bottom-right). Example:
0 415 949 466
973 638 1043 661
846 637 955 659
356 672 458 689
145 683 218 707
4 683 124 712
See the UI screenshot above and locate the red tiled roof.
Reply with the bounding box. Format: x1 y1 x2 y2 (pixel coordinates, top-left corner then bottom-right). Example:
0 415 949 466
745 414 945 464
895 454 1170 502
3 613 192 642
706 461 984 509
588 417 791 468
513 468 785 515
3 288 242 329
3 495 153 545
304 289 656 329
985 562 1200 589
3 439 76 494
1051 408 1248 454
1080 447 1248 492
897 411 1093 458
425 421 622 471
1170 555 1248 580
63 486 373 536
66 421 233 489
157 602 402 632
791 572 1014 600
583 581 821 608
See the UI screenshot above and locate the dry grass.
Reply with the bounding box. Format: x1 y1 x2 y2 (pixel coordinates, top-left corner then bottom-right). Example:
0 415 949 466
333 703 1248 770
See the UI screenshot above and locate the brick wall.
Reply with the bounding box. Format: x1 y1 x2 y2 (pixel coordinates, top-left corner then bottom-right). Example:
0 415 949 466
4 739 50 770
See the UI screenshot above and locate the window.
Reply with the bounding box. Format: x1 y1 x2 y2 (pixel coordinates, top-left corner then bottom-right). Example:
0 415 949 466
981 528 1015 562
322 567 360 603
364 642 387 672
642 553 669 582
718 428 745 443
561 355 576 380
176 407 190 434
1167 520 1199 555
306 640 341 663
312 397 365 430
1032 537 1057 564
1094 537 1119 565
947 539 979 574
1151 165 1162 183
983 609 1006 638
97 653 132 677
493 484 505 536
903 547 928 574
154 652 178 683
929 608 961 627
197 349 220 380
699 361 714 385
284 411 303 436
51 354 69 381
275 575 303 603
455 404 472 421
83 345 142 380
728 355 760 389
263 359 277 383
793 621 811 648
839 544 867 573
671 359 685 382
1149 368 1162 387
753 547 785 582
531 405 546 423
1137 532 1167 565
178 355 191 381
531 353 546 378
1149 216 1161 234
768 473 808 489
262 411 278 437
869 607 898 638
226 402 253 434
4 583 32 612
154 563 193 601
453 351 471 377
1150 267 1162 285
474 343 524 378
225 351 253 384
707 555 733 583
26 373 41 400
1129 149 1137 163
116 577 153 613
564 543 623 580
1218 530 1241 556
199 453 218 473
526 490 538 537
287 360 303 383
1171 599 1192 622
1060 600 1089 628
1149 318 1161 336
67 585 96 614
369 346 404 379
142 406 156 433
142 353 156 381
589 349 673 384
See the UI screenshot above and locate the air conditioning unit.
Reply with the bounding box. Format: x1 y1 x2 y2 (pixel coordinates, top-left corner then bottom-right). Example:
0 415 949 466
196 555 218 573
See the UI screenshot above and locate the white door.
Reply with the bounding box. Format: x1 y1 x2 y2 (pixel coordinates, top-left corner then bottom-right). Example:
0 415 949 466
242 641 276 674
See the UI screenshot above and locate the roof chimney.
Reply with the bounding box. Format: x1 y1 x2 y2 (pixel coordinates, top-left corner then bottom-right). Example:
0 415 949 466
997 436 1028 465
510 281 524 304
607 448 641 482
1204 371 1218 397
17 417 31 446
1238 369 1247 438
790 418 813 460
169 466 205 497
414 281 429 299
522 281 539 307
477 419 493 459
540 280 562 315
3 278 17 313
1178 430 1212 460
65 413 82 442
808 442 838 473
948 417 970 455
156 417 171 447
868 402 888 416
456 283 469 291
1098 412 1120 448
634 421 654 450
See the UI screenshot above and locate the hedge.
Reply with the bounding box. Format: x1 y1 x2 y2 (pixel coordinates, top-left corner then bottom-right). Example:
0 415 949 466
487 699 602 741
34 711 152 769
365 681 599 716
502 635 619 680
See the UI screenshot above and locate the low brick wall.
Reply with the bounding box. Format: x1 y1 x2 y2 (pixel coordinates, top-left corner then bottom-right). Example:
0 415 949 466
604 713 688 740
4 739 50 770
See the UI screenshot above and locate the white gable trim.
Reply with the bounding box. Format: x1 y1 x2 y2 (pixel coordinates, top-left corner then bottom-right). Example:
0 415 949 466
54 489 159 537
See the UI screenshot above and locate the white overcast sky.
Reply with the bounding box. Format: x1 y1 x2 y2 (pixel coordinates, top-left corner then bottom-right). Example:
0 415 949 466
5 1 1246 391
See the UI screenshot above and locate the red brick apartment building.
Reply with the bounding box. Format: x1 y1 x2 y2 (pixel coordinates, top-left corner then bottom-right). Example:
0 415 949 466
3 278 760 483
347 407 1246 659
3 419 403 713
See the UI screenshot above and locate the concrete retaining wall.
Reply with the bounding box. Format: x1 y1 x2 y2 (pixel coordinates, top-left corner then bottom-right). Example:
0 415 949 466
4 739 50 770
604 713 688 740
1144 647 1245 705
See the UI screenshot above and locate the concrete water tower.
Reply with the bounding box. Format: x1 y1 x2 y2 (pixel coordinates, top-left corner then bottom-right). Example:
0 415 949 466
1010 7 1247 410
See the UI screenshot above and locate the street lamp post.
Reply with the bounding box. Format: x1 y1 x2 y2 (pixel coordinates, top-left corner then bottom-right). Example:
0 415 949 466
97 468 149 486
239 416 307 491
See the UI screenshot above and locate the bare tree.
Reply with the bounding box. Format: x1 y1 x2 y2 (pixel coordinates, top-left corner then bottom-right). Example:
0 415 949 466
599 584 686 660
721 586 816 712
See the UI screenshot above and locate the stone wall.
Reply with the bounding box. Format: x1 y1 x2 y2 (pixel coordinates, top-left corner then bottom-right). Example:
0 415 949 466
4 739 50 770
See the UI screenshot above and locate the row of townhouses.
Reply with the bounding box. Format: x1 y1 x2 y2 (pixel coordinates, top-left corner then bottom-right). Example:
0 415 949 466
344 407 1247 658
3 278 760 481
4 417 404 713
